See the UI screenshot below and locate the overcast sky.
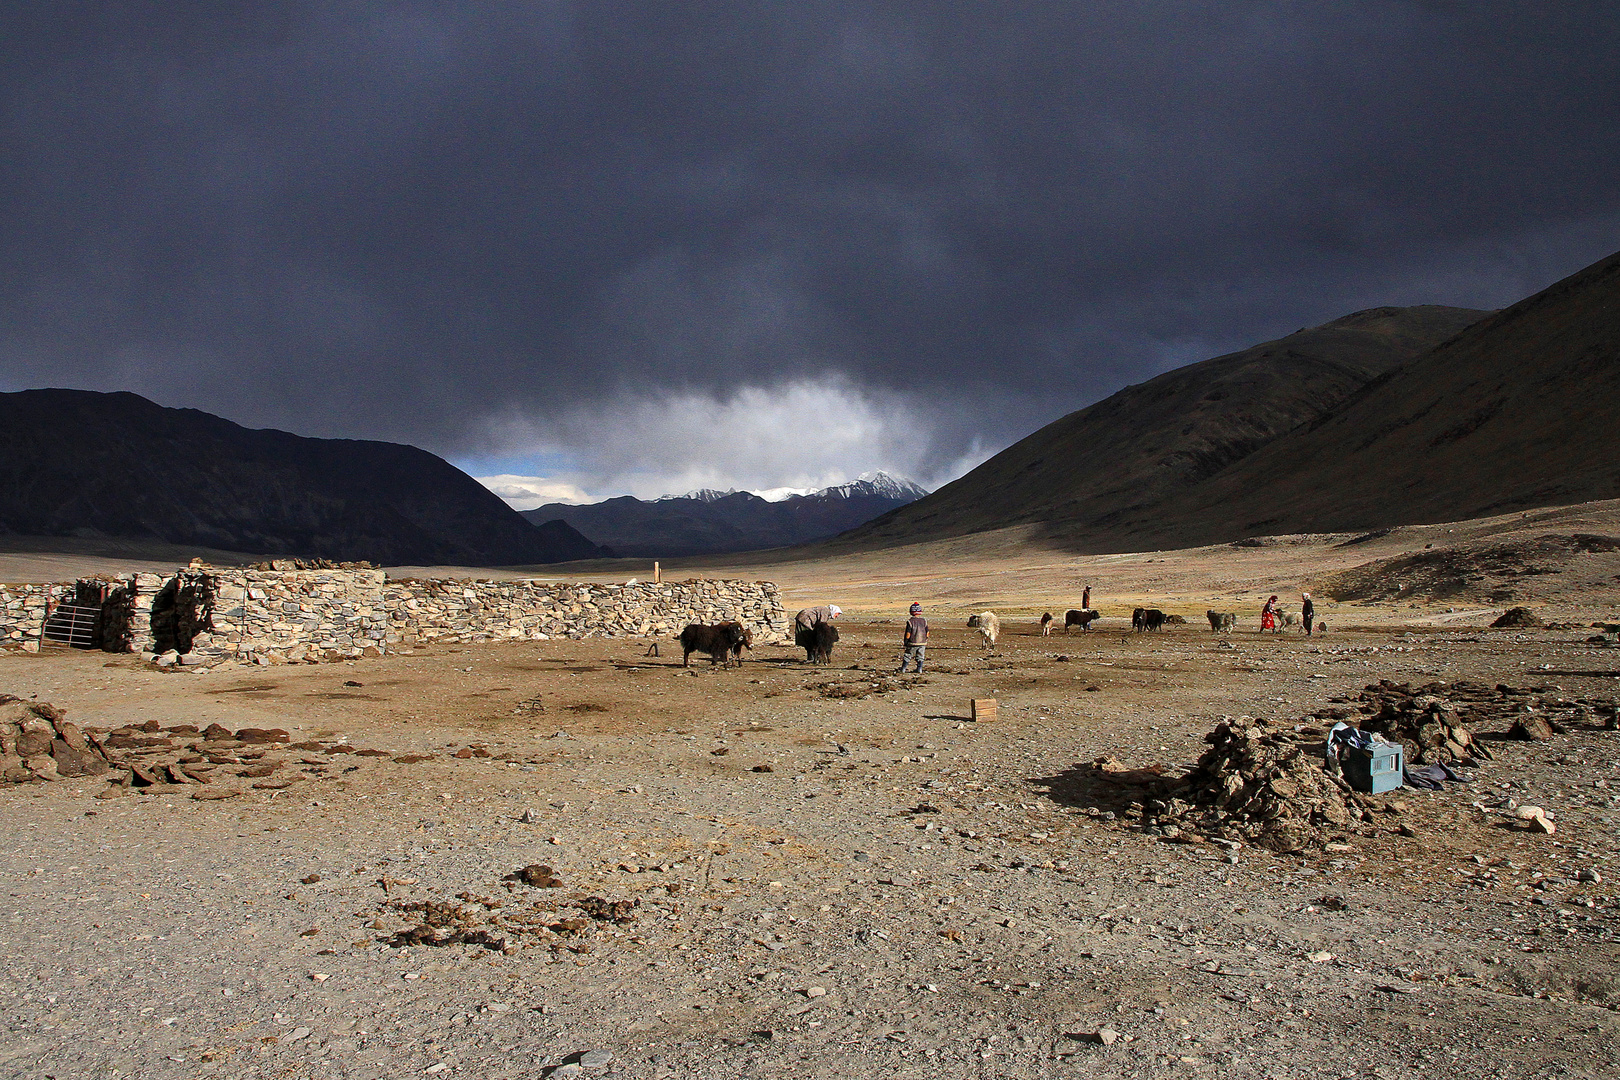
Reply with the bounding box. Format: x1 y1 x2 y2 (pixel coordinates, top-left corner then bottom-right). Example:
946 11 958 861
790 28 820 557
4 2 1619 504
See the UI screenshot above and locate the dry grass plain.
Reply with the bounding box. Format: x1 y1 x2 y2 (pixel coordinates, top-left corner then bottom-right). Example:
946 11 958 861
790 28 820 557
3 502 1620 1079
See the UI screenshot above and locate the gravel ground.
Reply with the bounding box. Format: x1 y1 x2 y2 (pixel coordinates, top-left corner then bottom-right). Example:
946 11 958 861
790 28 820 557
2 619 1618 1079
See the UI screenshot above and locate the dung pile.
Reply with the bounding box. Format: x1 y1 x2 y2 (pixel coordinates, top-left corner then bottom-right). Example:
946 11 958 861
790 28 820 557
382 888 638 955
0 697 113 783
1343 678 1606 754
1492 606 1545 628
1351 683 1492 765
1140 717 1360 854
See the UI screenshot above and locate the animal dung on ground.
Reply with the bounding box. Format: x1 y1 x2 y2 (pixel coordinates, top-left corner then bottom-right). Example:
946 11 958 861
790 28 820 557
1491 606 1545 628
970 698 997 723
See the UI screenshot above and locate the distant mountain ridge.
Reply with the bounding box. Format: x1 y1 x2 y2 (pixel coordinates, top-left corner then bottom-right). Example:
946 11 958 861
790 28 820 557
836 303 1491 552
1151 247 1620 544
523 473 928 557
0 390 609 566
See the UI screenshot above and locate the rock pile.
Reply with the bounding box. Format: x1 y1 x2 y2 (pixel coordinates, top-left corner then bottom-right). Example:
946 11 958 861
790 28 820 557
0 697 114 783
1138 717 1361 853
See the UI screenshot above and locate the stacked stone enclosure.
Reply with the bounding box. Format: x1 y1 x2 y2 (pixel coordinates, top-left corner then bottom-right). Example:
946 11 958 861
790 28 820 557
0 567 788 665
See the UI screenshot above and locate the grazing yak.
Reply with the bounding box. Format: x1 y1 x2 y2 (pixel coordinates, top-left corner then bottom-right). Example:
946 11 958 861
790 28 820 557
1064 608 1101 632
679 622 748 668
717 620 753 664
1040 612 1054 636
966 611 1001 650
796 621 838 663
808 620 839 664
1133 607 1166 631
1206 610 1237 633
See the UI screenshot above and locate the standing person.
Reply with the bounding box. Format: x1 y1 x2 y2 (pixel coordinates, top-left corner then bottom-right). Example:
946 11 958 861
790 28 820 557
898 602 929 674
1300 592 1315 636
794 604 841 661
1081 584 1091 611
1261 594 1279 633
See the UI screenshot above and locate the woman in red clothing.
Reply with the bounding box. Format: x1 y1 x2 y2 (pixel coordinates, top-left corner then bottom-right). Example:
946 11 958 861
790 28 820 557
1260 594 1279 633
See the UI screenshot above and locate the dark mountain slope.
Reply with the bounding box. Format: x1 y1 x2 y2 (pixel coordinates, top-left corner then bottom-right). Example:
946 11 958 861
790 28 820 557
0 390 607 565
525 474 928 558
1157 248 1620 544
837 304 1487 550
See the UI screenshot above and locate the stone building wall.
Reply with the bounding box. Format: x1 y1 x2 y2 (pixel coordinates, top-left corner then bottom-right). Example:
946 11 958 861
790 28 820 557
0 569 789 665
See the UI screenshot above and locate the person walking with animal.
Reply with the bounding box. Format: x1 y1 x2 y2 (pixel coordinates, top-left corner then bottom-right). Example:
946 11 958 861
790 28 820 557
1081 584 1091 611
898 602 928 674
1301 592 1315 636
1261 594 1279 633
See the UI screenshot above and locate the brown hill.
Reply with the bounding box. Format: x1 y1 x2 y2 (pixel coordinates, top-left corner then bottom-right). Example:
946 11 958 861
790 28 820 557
0 390 611 566
1157 248 1620 545
838 304 1487 550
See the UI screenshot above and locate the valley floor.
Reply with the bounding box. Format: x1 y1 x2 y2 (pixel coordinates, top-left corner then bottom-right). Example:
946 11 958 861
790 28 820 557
2 609 1618 1079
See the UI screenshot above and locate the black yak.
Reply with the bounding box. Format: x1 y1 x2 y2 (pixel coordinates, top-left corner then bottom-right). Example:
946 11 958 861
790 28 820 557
679 622 748 668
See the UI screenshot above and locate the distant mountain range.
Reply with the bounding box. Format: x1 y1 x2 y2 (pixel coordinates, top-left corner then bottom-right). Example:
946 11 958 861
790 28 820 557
841 245 1620 553
522 473 928 558
836 304 1491 552
0 390 610 566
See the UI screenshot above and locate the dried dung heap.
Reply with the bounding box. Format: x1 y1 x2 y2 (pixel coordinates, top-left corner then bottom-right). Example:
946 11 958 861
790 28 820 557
1492 606 1545 628
0 696 114 783
1349 682 1492 764
1139 717 1361 854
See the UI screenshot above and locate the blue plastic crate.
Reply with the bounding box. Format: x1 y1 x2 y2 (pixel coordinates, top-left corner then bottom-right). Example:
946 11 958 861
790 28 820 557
1340 741 1404 794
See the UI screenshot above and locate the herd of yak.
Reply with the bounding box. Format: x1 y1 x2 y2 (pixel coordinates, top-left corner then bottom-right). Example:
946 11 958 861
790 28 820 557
674 602 1308 669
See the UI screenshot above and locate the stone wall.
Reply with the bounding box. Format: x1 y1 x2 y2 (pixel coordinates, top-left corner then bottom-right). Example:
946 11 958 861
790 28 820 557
0 569 789 665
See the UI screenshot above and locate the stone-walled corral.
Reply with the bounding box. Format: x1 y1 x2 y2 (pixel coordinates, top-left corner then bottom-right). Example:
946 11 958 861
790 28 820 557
0 568 788 666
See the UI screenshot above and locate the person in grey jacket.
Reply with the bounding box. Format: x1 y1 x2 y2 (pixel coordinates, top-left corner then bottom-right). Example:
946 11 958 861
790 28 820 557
898 602 928 673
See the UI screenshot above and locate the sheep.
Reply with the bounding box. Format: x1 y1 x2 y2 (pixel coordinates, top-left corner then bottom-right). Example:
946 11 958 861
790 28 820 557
1281 610 1300 632
1040 612 1054 636
1065 608 1100 632
966 611 1001 650
678 622 748 668
1206 610 1236 632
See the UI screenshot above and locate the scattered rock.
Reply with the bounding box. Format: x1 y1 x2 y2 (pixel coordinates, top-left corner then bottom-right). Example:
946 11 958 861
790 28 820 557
1492 607 1545 628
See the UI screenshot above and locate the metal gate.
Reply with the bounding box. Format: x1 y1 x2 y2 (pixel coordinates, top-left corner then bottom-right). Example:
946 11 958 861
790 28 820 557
41 603 101 649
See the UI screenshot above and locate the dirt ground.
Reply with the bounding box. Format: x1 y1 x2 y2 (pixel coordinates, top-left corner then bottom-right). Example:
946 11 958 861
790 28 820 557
4 509 1620 1079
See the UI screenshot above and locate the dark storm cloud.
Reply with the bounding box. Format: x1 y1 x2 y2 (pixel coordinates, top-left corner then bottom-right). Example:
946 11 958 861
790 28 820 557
3 2 1619 491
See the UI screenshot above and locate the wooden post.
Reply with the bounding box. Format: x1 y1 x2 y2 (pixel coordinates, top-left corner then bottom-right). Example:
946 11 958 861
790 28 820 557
971 698 998 723
654 561 661 584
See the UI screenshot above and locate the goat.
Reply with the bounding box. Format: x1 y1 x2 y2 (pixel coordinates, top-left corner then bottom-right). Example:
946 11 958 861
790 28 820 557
1040 612 1054 636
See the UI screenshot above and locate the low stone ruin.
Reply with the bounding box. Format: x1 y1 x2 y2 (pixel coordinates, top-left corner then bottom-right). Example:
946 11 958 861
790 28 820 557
1 567 789 667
